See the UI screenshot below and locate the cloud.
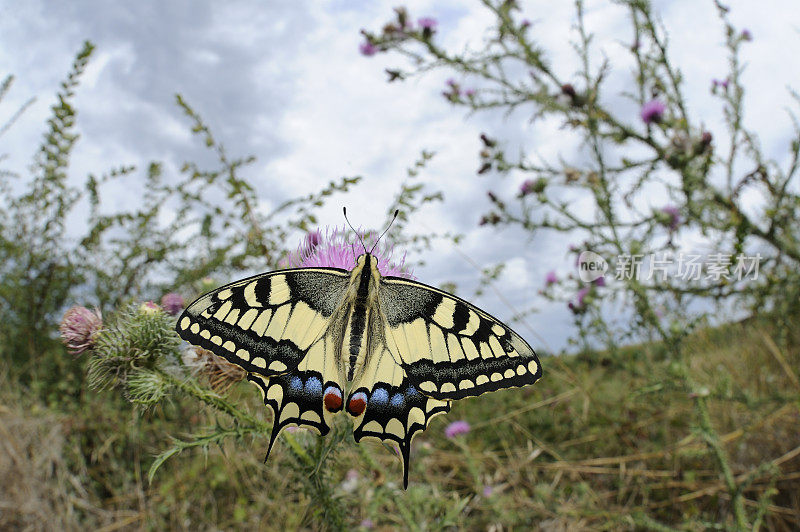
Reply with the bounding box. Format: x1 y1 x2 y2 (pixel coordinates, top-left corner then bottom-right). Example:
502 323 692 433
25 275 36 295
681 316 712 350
1 1 799 350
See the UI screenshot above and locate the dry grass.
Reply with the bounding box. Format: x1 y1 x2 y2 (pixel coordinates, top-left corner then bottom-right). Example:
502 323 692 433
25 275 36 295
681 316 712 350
1 317 799 530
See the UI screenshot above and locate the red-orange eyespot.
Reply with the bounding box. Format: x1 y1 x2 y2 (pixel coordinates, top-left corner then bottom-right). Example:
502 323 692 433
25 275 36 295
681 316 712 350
323 386 343 412
346 392 367 416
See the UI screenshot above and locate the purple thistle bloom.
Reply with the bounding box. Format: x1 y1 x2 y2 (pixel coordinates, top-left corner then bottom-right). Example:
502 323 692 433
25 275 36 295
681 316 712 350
640 99 666 124
418 17 438 30
59 306 103 355
360 519 374 530
483 485 495 497
712 78 730 90
521 19 531 28
359 40 378 57
161 292 185 315
741 29 752 41
660 205 681 230
283 226 414 279
545 270 558 286
445 420 471 438
465 88 476 97
593 276 606 287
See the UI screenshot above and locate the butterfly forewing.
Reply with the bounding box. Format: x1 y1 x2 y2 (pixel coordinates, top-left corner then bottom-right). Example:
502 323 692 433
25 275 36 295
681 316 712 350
176 268 351 456
378 277 542 400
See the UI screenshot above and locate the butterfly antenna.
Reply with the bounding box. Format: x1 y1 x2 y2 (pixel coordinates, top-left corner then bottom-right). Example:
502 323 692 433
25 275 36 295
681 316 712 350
343 207 368 254
370 209 399 254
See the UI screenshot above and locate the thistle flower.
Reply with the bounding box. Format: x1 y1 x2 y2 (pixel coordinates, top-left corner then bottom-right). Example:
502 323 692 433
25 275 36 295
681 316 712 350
160 292 185 315
360 518 374 529
659 205 681 231
445 420 471 438
545 270 558 286
282 226 414 279
519 178 547 196
576 286 590 306
59 306 103 354
359 40 377 56
417 17 437 30
640 99 666 124
741 29 752 41
593 276 606 287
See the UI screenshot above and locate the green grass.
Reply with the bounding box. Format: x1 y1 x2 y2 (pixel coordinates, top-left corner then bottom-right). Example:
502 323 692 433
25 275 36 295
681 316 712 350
2 317 799 530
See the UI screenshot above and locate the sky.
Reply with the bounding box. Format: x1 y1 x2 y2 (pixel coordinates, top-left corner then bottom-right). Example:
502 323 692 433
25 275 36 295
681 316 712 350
1 0 799 352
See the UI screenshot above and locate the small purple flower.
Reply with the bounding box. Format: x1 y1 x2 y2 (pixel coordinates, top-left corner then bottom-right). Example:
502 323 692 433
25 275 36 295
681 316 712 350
741 29 752 41
521 19 531 28
360 519 374 530
359 40 377 57
161 292 185 315
483 485 495 497
593 276 606 287
445 420 471 438
282 226 414 279
418 17 438 30
465 88 476 97
640 99 666 124
545 270 558 286
59 306 103 355
660 205 681 230
519 178 546 197
712 78 730 91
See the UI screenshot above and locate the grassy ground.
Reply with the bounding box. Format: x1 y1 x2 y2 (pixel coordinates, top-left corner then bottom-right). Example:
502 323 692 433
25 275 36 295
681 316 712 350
1 317 799 530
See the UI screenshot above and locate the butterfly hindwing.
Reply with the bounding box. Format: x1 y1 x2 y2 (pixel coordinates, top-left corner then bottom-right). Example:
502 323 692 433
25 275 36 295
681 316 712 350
350 341 450 488
176 268 350 451
379 277 542 400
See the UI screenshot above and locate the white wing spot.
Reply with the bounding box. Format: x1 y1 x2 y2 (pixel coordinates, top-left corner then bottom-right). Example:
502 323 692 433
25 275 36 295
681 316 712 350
440 382 456 393
419 381 437 393
504 368 515 379
268 360 287 372
459 379 474 390
236 349 251 362
213 300 232 321
252 357 267 368
461 338 480 360
280 402 300 423
362 420 383 433
491 324 505 336
190 323 200 334
200 329 211 340
223 309 240 325
179 317 190 330
267 384 283 403
446 333 465 361
217 289 232 300
528 360 538 373
269 275 290 305
385 418 406 438
244 280 263 307
432 298 456 329
222 340 236 352
210 335 222 346
516 364 527 375
476 374 489 385
251 309 272 336
301 410 321 423
237 308 259 330
490 372 503 382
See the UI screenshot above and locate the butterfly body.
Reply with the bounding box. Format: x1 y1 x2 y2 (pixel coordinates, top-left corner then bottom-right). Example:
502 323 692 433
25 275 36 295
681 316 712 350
177 253 541 487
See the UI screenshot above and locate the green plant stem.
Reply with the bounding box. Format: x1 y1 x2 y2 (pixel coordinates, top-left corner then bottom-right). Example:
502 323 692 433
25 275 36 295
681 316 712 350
693 395 750 531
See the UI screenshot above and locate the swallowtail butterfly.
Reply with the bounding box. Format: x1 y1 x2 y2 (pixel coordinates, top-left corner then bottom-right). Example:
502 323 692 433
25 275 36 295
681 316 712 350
176 215 542 488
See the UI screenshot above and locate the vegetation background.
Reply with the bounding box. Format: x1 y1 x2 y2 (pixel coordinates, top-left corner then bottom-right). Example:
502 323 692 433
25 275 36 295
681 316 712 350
1 1 799 530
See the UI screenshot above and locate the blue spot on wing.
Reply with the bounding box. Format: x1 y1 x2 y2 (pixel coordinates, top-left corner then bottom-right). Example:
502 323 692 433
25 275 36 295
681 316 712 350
371 388 389 405
305 376 322 395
